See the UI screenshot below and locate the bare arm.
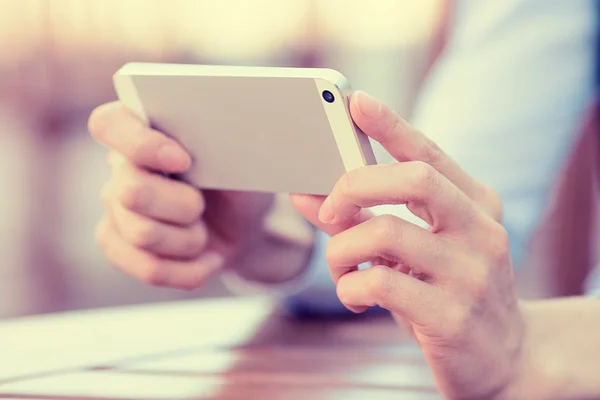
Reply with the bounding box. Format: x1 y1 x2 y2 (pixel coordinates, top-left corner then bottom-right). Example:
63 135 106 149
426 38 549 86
516 298 600 399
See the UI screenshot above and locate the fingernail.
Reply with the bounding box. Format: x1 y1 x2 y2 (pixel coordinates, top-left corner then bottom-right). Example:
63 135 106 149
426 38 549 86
356 91 382 118
347 305 369 314
318 197 334 223
157 144 191 172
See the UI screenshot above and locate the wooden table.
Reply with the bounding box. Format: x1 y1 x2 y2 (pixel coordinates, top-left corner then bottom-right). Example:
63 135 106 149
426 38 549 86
0 297 439 399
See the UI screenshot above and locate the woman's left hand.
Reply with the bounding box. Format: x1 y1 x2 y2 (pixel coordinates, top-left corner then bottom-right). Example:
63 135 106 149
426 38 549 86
292 91 525 399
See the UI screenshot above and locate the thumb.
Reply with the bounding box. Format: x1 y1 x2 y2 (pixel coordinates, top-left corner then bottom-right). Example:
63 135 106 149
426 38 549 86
289 194 372 236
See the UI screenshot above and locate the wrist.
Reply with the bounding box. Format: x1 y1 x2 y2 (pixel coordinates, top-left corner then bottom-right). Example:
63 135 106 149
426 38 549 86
498 300 545 400
506 299 600 400
224 193 316 287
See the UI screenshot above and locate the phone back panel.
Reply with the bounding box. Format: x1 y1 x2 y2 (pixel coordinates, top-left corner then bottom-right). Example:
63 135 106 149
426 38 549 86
114 63 376 195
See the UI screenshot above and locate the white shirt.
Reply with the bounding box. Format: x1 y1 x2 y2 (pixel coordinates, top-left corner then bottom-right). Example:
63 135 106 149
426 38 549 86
281 0 598 315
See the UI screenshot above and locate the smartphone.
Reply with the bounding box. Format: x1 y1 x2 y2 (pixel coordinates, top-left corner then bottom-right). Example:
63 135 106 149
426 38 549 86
114 62 376 195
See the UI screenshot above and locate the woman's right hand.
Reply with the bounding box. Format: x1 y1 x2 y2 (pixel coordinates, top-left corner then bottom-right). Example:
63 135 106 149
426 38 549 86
293 91 522 399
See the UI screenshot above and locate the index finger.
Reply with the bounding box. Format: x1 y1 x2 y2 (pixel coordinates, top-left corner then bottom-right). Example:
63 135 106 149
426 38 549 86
89 101 191 173
349 91 485 203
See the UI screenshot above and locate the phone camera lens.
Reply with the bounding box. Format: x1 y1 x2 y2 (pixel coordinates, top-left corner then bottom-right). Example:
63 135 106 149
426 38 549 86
322 90 335 103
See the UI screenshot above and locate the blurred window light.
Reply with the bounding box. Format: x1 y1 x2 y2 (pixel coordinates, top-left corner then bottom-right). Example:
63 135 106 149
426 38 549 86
111 0 179 53
0 0 44 61
0 0 442 64
172 0 311 60
48 0 172 53
317 0 442 48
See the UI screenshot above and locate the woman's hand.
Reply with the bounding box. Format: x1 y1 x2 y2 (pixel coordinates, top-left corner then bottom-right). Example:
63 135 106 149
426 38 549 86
292 91 524 399
89 102 274 289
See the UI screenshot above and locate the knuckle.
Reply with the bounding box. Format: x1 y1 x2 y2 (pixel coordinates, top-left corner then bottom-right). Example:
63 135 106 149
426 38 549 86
387 116 404 141
119 182 151 213
484 221 511 264
410 161 440 194
183 187 205 221
480 184 503 221
373 214 401 242
128 220 161 249
365 266 393 305
182 225 208 257
468 265 491 300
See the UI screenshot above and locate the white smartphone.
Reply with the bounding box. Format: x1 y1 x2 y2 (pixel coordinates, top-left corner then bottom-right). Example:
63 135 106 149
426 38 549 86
114 62 376 195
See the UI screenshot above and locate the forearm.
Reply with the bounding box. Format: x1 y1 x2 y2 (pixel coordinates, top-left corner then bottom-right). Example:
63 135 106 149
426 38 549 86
516 297 600 399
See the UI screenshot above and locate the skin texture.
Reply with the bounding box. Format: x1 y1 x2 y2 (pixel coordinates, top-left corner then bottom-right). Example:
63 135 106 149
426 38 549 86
89 91 600 399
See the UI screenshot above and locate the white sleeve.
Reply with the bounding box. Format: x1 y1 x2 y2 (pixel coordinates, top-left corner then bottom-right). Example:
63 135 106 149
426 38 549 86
408 0 597 264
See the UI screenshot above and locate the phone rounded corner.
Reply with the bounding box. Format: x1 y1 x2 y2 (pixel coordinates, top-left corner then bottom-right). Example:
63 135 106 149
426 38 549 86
314 69 351 94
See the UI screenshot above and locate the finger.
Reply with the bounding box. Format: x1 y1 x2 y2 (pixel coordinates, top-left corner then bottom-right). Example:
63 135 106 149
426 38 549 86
96 216 223 290
111 158 204 225
107 150 120 169
110 203 208 260
290 193 372 314
326 214 448 283
289 193 373 236
350 91 485 203
319 163 477 232
336 265 446 327
107 150 129 170
89 101 191 173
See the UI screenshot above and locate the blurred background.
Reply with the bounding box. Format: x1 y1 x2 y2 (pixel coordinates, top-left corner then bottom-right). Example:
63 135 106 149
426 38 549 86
0 0 445 318
0 0 596 319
